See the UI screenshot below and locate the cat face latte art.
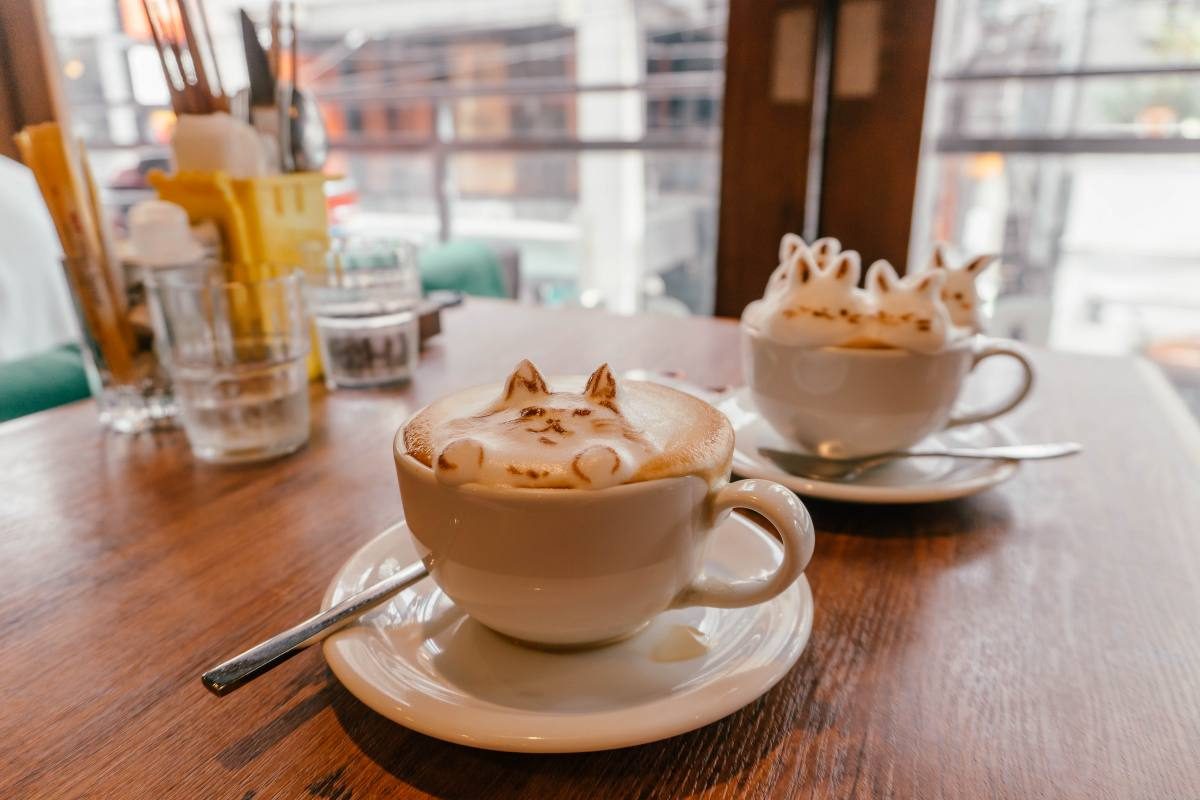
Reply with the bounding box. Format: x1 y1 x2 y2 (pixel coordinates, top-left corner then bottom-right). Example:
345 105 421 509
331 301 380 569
403 360 733 490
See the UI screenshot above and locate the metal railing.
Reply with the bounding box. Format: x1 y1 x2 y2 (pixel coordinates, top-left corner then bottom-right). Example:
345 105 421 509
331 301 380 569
936 136 1200 154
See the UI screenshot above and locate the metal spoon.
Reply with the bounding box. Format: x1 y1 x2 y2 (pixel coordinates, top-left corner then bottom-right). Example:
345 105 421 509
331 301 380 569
759 442 1082 482
201 559 428 695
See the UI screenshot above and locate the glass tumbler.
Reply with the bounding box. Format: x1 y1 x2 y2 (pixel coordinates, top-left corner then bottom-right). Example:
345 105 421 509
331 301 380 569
146 269 311 464
303 238 422 389
62 255 178 433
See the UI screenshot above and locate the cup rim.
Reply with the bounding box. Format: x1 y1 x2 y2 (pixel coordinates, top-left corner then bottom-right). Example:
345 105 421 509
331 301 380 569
146 263 306 291
393 429 707 501
739 318 976 357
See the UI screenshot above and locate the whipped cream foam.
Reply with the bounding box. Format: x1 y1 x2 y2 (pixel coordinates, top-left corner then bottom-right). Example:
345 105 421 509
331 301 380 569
743 234 996 353
930 244 997 332
753 233 872 348
863 259 949 354
403 360 733 489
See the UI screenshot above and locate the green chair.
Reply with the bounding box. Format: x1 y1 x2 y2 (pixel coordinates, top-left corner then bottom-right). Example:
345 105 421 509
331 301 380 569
419 240 514 299
0 343 91 423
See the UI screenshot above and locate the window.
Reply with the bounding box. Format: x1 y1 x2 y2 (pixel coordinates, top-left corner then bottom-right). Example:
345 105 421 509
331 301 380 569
44 0 728 315
914 0 1200 364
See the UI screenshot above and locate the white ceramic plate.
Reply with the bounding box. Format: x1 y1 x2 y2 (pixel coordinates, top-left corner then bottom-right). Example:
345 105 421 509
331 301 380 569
720 388 1019 504
322 516 814 753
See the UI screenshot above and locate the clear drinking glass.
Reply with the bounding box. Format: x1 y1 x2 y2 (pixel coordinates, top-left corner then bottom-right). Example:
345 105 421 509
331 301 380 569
313 309 420 389
145 268 311 464
63 255 178 433
304 238 423 389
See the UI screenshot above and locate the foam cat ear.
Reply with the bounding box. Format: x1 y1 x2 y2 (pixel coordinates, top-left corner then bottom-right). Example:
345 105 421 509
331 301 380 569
584 363 618 402
866 259 899 294
931 243 950 270
965 254 998 275
572 445 622 488
502 359 549 402
810 237 842 265
828 251 861 285
791 249 820 285
435 438 484 486
778 233 807 263
910 269 946 298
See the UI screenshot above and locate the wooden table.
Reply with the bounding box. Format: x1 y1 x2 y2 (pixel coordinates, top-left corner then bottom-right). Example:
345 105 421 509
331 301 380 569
3 299 1199 799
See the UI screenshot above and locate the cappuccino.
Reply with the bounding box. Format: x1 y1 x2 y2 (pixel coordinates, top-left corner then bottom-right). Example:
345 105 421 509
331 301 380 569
403 360 733 490
743 233 988 354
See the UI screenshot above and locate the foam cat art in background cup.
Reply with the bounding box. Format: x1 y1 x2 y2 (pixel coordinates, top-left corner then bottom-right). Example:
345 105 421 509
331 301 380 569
395 360 815 647
741 234 1035 458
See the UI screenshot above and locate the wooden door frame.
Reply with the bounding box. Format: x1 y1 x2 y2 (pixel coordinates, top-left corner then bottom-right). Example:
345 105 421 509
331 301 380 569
818 0 938 272
715 0 939 317
714 0 826 318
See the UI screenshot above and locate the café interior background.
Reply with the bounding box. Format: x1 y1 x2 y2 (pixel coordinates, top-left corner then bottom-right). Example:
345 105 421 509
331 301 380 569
4 0 1200 417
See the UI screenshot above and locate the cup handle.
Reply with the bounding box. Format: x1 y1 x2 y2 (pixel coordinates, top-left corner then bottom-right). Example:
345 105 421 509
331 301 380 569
673 480 815 609
946 337 1036 428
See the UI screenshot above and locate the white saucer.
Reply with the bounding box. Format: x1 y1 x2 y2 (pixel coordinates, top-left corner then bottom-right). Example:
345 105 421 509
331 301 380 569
720 388 1019 504
322 516 813 753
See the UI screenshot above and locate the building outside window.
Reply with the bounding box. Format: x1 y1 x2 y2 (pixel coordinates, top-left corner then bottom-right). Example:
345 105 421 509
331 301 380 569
914 0 1200 391
45 0 728 316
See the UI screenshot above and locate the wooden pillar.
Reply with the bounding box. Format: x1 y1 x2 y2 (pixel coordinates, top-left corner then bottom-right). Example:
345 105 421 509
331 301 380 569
714 0 824 318
818 0 938 271
715 0 939 317
0 0 68 158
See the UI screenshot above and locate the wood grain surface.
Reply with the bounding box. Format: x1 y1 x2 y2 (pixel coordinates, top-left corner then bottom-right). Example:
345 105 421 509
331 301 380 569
2 300 1199 799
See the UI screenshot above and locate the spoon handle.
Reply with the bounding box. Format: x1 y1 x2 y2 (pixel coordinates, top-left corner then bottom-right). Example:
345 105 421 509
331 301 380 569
909 442 1082 460
201 559 429 696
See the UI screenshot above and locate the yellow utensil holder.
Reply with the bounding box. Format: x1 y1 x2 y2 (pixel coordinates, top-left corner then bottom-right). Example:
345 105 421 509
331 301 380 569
148 169 329 379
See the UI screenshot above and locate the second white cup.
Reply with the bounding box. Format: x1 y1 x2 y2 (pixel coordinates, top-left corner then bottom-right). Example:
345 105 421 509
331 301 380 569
741 325 1035 457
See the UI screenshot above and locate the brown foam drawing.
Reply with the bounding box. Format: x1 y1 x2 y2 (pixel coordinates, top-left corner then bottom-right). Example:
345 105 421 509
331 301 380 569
808 236 843 270
434 360 656 489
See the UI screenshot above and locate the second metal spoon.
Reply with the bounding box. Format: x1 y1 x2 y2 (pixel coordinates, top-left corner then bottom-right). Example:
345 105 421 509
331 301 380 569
759 441 1082 482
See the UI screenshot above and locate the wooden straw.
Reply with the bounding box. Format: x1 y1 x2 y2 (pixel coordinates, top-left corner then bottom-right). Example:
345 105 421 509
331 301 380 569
15 124 136 382
144 0 231 115
194 0 228 110
166 0 205 114
288 0 298 87
269 0 281 80
142 0 187 114
177 0 214 113
78 138 135 350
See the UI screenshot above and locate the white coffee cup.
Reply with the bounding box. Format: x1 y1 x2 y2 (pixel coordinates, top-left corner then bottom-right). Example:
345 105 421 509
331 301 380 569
741 324 1035 458
393 440 816 647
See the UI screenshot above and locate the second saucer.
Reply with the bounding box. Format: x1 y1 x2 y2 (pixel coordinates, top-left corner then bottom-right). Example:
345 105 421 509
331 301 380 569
720 389 1019 504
